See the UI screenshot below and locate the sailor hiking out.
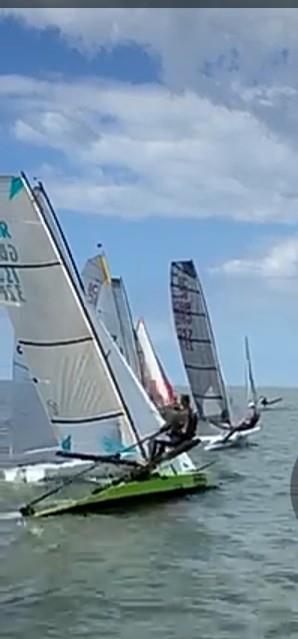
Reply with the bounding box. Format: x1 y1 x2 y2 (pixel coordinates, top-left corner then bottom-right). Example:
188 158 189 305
149 394 198 461
222 401 260 443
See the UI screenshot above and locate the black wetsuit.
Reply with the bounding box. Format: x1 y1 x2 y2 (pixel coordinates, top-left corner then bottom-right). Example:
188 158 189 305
150 408 197 461
223 410 260 442
236 411 260 432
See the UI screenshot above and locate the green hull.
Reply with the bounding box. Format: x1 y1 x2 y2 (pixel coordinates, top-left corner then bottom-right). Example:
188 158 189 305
27 471 213 518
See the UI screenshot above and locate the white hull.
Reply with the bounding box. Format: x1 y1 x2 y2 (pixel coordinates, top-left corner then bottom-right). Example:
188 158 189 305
0 451 195 485
0 460 119 485
203 425 261 451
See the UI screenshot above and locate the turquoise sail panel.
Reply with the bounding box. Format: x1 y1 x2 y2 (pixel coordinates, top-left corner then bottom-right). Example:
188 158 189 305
61 434 72 452
9 177 24 200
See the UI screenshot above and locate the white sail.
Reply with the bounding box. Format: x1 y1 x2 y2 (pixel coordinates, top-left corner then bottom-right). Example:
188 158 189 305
112 277 142 380
11 340 57 457
0 174 163 462
90 306 165 441
33 183 83 292
136 318 176 408
81 253 106 310
82 253 124 355
245 336 258 406
82 254 142 380
97 283 124 351
10 182 81 459
13 340 30 381
170 260 231 435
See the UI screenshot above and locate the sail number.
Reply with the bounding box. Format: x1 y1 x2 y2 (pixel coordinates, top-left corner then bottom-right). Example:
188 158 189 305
0 242 26 304
178 327 193 351
86 281 100 306
173 274 194 351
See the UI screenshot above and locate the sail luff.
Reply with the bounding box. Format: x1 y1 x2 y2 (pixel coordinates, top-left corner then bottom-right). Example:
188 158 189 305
21 174 147 460
35 181 85 293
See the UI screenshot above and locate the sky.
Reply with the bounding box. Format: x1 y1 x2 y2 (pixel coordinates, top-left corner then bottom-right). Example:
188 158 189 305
0 9 298 385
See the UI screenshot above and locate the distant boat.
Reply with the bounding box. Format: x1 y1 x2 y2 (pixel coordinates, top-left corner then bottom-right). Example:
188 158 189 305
0 174 208 516
83 253 176 412
170 260 261 450
82 252 142 382
258 395 283 410
112 277 143 382
135 318 177 410
245 336 259 407
244 338 283 411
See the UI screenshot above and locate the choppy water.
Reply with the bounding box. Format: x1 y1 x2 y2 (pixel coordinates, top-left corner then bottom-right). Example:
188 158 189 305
0 387 297 638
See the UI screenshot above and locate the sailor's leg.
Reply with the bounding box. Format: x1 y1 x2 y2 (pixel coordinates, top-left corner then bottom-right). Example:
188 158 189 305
150 438 167 461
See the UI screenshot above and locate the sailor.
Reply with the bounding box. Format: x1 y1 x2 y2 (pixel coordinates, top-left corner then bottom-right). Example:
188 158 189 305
259 396 268 407
196 400 204 420
149 394 198 461
235 401 260 432
179 394 198 440
222 401 260 443
149 401 183 460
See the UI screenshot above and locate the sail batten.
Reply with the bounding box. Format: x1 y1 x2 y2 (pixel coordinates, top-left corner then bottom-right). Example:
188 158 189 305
0 261 60 269
52 411 125 425
19 337 92 348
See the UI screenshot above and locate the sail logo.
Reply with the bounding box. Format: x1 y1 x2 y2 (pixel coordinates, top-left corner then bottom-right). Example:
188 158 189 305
0 222 11 239
102 436 125 454
61 435 72 452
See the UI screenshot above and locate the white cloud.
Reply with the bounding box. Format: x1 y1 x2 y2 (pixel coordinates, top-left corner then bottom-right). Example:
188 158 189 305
1 74 298 221
2 11 298 221
1 9 298 91
212 238 298 281
4 8 298 153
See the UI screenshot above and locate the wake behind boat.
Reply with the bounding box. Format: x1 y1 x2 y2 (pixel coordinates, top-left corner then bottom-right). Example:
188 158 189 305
170 260 261 451
0 173 213 516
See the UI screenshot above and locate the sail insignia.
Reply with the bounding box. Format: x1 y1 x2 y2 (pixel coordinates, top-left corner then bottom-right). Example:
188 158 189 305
9 177 24 200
